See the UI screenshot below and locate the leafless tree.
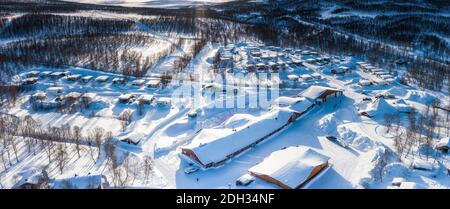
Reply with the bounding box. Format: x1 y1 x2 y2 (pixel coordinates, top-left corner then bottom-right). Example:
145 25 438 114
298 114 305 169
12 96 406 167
90 127 104 160
119 109 133 131
0 149 7 171
138 99 145 116
72 126 82 158
383 113 393 133
56 144 69 174
22 116 37 155
44 140 55 164
143 156 153 182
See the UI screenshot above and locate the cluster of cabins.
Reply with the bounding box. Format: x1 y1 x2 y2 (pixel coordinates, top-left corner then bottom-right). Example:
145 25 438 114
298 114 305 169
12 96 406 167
118 93 171 107
181 85 343 189
23 70 162 89
30 88 96 110
216 43 330 73
13 167 109 189
356 62 396 86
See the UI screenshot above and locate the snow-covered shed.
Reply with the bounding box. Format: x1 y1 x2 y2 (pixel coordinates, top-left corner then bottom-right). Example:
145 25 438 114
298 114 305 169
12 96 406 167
81 75 94 83
13 167 49 189
273 96 313 114
146 79 161 88
25 71 40 78
31 92 47 101
249 146 330 189
360 98 403 118
118 94 136 104
331 66 350 74
434 137 450 153
131 79 146 86
65 92 82 100
300 85 343 104
52 175 109 189
399 182 418 189
95 76 110 83
47 86 64 95
112 77 127 85
181 108 299 168
81 92 96 104
66 74 82 81
118 132 146 145
138 94 155 105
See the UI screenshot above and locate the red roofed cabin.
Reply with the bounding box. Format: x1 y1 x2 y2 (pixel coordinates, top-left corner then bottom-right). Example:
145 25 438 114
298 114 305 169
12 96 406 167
249 146 330 189
299 85 343 105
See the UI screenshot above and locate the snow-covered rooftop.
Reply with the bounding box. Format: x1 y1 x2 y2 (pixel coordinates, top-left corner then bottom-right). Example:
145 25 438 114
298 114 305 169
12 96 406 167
249 146 330 189
52 175 106 189
300 85 342 101
182 108 296 166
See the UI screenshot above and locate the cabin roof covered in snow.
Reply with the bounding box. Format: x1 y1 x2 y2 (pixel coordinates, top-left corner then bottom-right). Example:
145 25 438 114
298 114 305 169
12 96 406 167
300 85 342 101
119 93 134 100
399 182 418 189
52 175 105 189
183 108 295 166
434 137 450 149
14 167 45 188
81 92 96 99
249 146 329 189
95 76 109 82
118 132 146 144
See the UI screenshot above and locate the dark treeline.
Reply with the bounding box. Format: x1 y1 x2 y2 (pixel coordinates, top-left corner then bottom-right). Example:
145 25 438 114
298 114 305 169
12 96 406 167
322 15 450 60
0 33 160 76
0 13 134 39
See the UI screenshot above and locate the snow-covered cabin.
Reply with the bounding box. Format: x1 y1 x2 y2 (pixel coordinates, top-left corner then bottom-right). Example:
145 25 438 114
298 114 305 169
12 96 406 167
81 93 96 104
131 79 146 86
118 132 145 145
66 74 82 81
359 98 398 118
273 96 314 114
21 77 38 85
249 146 330 189
138 94 155 105
412 159 434 171
331 66 350 74
39 71 52 77
358 80 372 86
49 72 67 79
118 94 136 104
65 92 82 100
156 97 171 107
25 71 40 78
31 92 47 101
52 175 109 189
292 59 303 66
391 177 406 187
181 108 301 168
399 182 418 189
95 76 110 83
13 167 48 189
146 79 161 88
81 75 94 83
434 137 450 153
47 86 64 95
112 77 127 85
300 85 343 105
299 74 313 81
287 74 299 82
311 73 322 79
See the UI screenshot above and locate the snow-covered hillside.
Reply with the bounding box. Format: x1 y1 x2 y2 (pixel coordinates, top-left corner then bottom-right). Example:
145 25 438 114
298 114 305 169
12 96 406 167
0 2 449 189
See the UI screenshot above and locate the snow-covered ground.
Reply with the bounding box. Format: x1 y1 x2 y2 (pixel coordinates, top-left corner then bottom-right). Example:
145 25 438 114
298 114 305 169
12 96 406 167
1 39 449 189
